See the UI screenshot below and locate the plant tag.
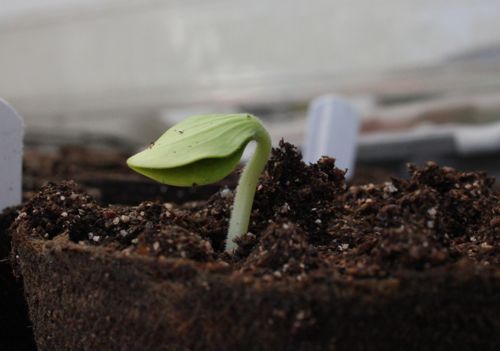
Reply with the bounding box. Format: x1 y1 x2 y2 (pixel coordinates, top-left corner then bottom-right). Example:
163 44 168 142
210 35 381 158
304 95 360 179
0 99 24 212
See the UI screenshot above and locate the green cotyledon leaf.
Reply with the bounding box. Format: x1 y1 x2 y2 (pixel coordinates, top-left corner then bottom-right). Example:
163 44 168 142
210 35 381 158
126 114 265 186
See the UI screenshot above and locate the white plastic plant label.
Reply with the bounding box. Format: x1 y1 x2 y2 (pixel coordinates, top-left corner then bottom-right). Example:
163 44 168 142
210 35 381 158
0 99 23 212
303 95 360 179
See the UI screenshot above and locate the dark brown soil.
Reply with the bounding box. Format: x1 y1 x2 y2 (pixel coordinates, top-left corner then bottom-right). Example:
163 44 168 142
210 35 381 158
11 141 500 350
17 142 499 277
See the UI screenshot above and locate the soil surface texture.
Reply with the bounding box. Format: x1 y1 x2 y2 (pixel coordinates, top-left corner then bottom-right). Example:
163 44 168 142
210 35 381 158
17 141 499 278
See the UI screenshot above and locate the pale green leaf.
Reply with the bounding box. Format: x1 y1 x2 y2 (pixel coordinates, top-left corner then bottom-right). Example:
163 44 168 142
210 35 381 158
127 114 262 186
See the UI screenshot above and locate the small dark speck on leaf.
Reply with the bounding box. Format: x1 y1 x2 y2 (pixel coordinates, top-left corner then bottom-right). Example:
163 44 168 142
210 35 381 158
148 142 155 149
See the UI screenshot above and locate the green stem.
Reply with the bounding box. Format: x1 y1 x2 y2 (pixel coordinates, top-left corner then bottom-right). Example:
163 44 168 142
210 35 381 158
226 126 272 252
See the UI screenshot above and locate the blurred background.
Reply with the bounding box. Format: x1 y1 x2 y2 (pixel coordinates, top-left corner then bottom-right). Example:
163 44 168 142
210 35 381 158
2 0 500 193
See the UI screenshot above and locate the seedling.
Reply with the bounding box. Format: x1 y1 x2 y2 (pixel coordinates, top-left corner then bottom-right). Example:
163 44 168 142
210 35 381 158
127 114 271 252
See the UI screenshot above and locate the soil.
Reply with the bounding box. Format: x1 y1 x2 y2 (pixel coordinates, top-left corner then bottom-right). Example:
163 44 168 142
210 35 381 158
17 141 499 275
10 141 500 350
